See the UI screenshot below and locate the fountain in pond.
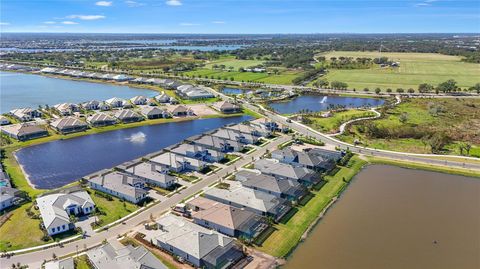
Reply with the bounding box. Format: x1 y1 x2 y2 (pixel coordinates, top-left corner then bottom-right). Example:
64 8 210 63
320 96 328 104
127 132 146 143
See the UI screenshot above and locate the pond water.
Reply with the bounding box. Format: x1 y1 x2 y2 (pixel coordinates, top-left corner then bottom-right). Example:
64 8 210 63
0 71 157 113
16 116 251 189
285 165 480 269
221 87 251 95
269 95 384 114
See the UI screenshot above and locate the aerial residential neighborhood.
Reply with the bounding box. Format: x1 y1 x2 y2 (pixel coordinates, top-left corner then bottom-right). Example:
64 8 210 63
0 1 479 269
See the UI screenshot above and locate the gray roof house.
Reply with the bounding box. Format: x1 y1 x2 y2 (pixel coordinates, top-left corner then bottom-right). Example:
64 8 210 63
271 147 336 171
254 159 320 186
149 152 206 172
50 117 88 134
123 161 177 190
203 185 291 221
212 101 241 114
54 103 80 116
0 123 48 141
87 242 168 269
130 95 148 105
224 123 271 138
189 197 268 240
305 148 343 162
167 143 225 163
209 128 258 144
106 97 129 108
166 105 193 117
44 257 74 269
82 100 101 110
155 91 171 103
235 170 307 201
88 172 148 204
36 191 95 236
87 112 117 127
187 134 244 152
154 214 244 269
0 187 19 211
114 109 143 123
0 115 11 125
140 106 170 119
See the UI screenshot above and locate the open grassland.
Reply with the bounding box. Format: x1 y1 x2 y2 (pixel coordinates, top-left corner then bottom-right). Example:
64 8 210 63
257 156 367 257
305 109 377 133
319 51 480 90
204 56 264 70
184 68 303 85
339 98 480 156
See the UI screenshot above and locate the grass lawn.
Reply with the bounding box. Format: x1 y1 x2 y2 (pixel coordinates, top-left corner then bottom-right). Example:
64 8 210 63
0 203 48 251
184 68 303 85
88 190 139 228
204 56 264 70
256 156 367 257
340 98 480 156
319 51 480 90
305 109 377 133
74 255 92 269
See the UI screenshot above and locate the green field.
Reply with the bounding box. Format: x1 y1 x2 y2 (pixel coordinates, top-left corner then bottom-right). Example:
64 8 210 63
339 98 480 156
305 109 377 134
184 68 303 85
204 56 264 70
319 51 480 90
89 190 139 228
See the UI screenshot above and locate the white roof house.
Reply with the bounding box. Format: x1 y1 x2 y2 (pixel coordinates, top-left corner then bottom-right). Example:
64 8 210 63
105 97 128 108
130 95 148 105
36 191 95 235
88 172 148 204
154 92 171 103
124 162 177 189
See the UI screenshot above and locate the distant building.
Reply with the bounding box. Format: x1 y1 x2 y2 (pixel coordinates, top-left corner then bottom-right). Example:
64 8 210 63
0 123 48 141
89 171 148 204
87 242 168 269
36 191 95 236
50 117 88 134
154 214 244 268
212 101 241 114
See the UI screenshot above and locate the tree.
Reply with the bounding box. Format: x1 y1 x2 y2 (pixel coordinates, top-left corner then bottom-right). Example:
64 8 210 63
330 81 348 90
363 88 370 92
375 88 381 94
427 132 451 153
418 83 434 93
468 83 480 94
396 88 405 93
437 79 457 93
407 88 415 94
386 88 392 93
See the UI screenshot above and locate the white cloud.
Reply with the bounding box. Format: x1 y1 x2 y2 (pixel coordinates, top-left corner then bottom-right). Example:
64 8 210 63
125 0 144 7
0 22 10 26
212 21 225 24
66 15 106 20
180 22 199 26
43 21 56 24
96 1 113 6
62 21 79 25
166 0 182 6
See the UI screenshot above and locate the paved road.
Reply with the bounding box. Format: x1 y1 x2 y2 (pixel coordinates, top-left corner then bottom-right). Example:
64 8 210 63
0 136 289 269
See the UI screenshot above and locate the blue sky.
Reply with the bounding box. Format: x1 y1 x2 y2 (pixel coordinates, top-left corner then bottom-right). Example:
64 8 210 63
1 0 478 33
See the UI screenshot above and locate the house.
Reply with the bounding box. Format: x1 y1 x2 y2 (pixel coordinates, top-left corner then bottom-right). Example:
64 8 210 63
98 102 111 111
141 106 170 119
0 123 48 141
212 101 241 114
153 214 244 269
130 95 148 105
235 170 307 201
9 108 42 121
82 100 101 110
0 187 19 211
166 105 193 117
112 74 132 82
271 147 336 171
251 118 289 133
254 159 320 186
130 77 149 84
155 92 171 103
88 171 148 204
87 242 168 269
123 161 177 189
87 112 117 127
44 257 74 269
149 152 206 172
188 197 268 240
50 117 88 134
0 116 11 125
114 109 143 123
203 185 291 222
187 134 243 152
36 191 95 236
54 103 80 116
209 128 258 144
224 123 271 138
167 143 225 162
176 85 215 100
147 98 158 106
305 148 343 162
105 97 128 108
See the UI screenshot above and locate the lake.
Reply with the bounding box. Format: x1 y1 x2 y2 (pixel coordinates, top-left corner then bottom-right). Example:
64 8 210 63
269 95 384 114
16 116 251 189
221 87 251 95
285 165 480 269
0 71 157 113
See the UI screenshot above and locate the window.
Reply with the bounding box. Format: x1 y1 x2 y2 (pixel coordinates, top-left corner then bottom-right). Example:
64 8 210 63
62 225 65 230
